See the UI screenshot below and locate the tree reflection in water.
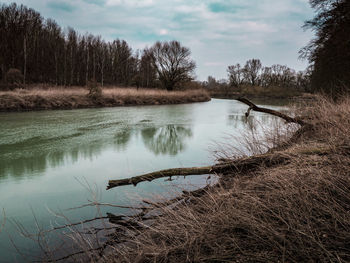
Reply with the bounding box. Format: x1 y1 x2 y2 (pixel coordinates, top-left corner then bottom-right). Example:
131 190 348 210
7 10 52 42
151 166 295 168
141 125 192 155
114 128 132 150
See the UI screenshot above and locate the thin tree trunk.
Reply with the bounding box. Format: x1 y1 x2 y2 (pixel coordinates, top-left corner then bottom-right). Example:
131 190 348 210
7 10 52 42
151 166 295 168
64 44 67 87
1 64 4 82
54 51 58 86
23 36 27 86
86 46 89 85
147 63 149 88
70 45 73 86
93 49 96 81
101 51 104 87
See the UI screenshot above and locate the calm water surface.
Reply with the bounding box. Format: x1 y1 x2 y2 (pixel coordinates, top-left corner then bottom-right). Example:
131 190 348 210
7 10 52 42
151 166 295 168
0 99 287 262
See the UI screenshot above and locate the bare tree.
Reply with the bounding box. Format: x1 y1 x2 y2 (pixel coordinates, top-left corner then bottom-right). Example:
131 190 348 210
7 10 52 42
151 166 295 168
149 41 196 91
67 27 77 86
227 63 243 88
140 48 157 88
243 59 262 86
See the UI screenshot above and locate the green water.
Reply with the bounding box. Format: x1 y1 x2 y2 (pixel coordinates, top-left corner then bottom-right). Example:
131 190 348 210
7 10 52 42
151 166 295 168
0 99 288 262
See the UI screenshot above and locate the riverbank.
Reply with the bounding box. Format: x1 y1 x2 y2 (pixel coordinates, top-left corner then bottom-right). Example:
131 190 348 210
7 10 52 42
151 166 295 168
104 96 350 262
210 91 315 101
0 87 211 112
208 85 309 100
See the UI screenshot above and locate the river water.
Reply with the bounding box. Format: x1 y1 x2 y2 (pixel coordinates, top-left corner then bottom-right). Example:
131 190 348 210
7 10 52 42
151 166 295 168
0 99 287 262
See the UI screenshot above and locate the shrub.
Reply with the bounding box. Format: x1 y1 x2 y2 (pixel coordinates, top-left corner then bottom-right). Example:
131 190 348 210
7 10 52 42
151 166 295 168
87 79 102 99
179 81 203 90
4 68 24 90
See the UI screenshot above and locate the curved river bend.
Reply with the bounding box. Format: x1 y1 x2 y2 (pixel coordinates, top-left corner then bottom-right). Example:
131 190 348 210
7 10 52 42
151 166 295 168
0 99 287 262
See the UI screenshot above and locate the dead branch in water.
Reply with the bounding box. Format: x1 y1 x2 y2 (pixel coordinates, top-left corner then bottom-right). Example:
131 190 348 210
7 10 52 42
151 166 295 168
107 153 290 189
237 97 308 126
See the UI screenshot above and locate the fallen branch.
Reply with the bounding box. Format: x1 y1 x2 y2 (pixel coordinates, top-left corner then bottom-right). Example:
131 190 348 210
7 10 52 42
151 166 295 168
107 153 290 189
237 97 307 126
107 167 212 189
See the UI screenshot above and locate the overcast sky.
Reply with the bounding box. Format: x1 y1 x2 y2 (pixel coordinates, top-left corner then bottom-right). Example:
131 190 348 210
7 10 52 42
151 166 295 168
3 0 314 80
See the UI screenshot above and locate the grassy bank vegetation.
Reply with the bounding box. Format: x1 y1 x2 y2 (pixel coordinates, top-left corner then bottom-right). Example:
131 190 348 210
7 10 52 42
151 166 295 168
0 86 210 112
96 96 349 262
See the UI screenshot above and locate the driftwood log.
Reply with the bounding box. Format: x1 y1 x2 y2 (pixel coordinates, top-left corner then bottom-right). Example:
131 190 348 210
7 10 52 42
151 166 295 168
107 153 291 189
107 98 308 190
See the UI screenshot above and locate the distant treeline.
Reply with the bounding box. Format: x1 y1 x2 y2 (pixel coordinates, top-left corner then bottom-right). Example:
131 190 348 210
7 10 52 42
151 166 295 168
203 59 311 95
0 3 158 88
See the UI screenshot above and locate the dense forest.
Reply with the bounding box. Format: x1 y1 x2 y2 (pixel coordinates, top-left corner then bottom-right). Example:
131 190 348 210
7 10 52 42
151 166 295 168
0 3 159 89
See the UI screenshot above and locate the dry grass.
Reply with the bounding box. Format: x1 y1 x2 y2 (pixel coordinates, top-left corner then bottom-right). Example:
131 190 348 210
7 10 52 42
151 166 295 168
97 96 350 262
0 86 210 111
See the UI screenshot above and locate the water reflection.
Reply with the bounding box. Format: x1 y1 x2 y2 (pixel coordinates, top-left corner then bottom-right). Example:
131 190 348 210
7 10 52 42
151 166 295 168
141 125 192 155
227 115 256 129
0 123 193 180
227 114 279 130
0 142 105 180
114 128 133 150
0 100 288 181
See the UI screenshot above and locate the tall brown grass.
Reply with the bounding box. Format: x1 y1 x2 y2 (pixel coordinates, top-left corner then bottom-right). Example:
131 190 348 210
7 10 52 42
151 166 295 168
98 96 349 262
0 86 210 111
